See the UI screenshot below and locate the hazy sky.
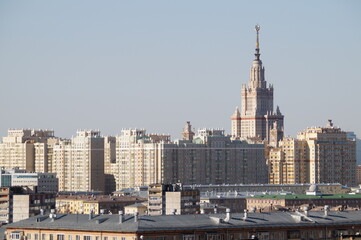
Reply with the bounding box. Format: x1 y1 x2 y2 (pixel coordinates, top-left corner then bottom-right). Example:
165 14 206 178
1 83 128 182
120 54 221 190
1 1 360 139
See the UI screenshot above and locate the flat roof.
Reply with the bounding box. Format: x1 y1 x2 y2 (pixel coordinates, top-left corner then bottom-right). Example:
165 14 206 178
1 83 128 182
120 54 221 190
248 194 361 200
5 211 361 233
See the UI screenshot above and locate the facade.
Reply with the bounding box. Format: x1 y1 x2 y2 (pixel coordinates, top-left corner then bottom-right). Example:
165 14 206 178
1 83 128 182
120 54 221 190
51 130 105 193
0 129 56 173
246 193 361 212
268 120 357 186
357 165 361 185
124 203 147 215
0 168 58 194
110 127 267 190
5 211 361 240
148 183 200 216
56 195 146 214
200 195 247 214
231 25 284 141
0 187 55 224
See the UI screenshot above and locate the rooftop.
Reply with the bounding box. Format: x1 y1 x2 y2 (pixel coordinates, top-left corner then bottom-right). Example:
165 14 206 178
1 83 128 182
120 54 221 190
248 193 361 200
5 211 361 233
56 195 146 203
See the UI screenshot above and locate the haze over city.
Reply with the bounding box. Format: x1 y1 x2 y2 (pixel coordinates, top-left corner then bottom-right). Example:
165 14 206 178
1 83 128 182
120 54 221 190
0 1 360 139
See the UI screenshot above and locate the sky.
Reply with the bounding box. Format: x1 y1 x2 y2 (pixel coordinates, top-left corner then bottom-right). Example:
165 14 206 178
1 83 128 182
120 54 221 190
0 1 360 140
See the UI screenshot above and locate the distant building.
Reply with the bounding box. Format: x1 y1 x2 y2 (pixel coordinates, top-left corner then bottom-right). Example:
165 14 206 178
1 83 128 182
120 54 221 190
148 183 200 216
188 183 349 195
268 120 356 186
51 130 105 193
0 168 58 193
109 127 267 190
0 186 55 224
0 129 57 173
246 184 361 212
5 210 361 239
56 195 146 214
356 165 361 185
124 202 147 216
231 25 284 142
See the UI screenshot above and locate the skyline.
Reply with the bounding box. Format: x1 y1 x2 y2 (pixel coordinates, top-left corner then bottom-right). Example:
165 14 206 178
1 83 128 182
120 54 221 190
1 1 361 140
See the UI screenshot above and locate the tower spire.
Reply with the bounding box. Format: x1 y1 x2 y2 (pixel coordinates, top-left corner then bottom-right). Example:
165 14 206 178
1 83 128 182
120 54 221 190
255 24 261 60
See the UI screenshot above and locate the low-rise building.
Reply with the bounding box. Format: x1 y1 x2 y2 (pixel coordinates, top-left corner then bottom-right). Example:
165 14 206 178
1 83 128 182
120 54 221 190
0 187 55 224
56 195 146 214
5 210 361 240
124 203 147 216
148 183 200 216
247 193 361 212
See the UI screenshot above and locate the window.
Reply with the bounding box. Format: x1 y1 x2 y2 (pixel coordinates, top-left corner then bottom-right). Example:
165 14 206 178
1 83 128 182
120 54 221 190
84 236 91 240
27 234 31 240
35 234 39 240
76 236 80 240
11 233 21 240
42 234 46 240
57 235 64 240
49 235 53 240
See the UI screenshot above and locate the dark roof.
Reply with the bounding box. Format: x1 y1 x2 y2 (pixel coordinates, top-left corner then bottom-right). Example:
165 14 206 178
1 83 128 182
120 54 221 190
5 211 361 233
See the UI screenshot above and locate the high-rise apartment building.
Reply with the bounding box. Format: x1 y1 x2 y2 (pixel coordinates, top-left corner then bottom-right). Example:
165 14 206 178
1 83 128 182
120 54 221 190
0 129 56 172
51 130 105 193
231 25 284 141
268 120 356 186
109 126 267 190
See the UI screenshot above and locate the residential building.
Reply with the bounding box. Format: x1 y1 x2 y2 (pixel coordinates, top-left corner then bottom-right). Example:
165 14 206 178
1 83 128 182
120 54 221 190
51 130 105 193
269 120 356 186
357 165 361 184
0 129 56 173
111 127 267 190
5 210 361 240
0 187 55 224
124 203 147 216
56 195 146 214
231 25 284 141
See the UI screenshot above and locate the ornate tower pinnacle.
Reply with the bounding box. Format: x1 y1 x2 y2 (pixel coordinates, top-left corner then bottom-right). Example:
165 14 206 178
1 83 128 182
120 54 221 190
255 24 261 60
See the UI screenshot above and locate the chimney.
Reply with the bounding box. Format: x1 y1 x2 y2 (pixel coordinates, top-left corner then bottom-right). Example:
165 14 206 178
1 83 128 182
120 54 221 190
100 209 105 215
119 211 124 224
134 212 139 222
303 206 309 216
171 209 177 215
224 208 231 222
324 205 330 216
243 209 248 220
89 210 93 220
200 209 205 214
214 207 218 214
40 209 44 216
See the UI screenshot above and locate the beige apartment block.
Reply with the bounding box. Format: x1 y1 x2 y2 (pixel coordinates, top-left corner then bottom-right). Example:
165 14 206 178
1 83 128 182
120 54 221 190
51 130 105 193
110 127 267 190
268 120 356 187
231 25 284 142
56 195 146 214
0 129 56 172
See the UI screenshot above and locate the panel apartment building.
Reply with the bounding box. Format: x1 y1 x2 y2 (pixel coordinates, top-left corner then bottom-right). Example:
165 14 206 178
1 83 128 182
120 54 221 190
109 125 267 190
